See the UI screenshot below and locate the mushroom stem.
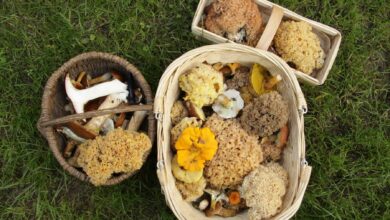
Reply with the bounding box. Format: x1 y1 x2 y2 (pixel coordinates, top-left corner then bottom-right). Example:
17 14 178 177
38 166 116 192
127 110 147 131
215 94 234 108
100 118 115 135
114 112 126 128
76 71 86 83
66 121 97 139
89 73 112 86
65 74 128 114
58 127 86 143
63 140 77 158
264 74 282 90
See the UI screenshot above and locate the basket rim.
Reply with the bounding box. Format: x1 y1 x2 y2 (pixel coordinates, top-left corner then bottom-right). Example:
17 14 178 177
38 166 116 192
154 43 311 219
37 51 156 186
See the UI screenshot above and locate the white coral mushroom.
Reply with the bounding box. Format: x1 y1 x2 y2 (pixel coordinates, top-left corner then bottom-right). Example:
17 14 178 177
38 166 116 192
65 74 128 114
212 89 244 119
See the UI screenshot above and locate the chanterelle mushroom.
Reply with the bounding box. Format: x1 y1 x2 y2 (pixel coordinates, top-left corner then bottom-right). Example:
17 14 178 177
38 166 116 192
212 89 244 119
65 74 128 114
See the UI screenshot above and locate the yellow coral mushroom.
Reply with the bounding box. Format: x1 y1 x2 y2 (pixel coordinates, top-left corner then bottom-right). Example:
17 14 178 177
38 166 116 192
175 127 218 171
179 64 224 108
250 63 281 95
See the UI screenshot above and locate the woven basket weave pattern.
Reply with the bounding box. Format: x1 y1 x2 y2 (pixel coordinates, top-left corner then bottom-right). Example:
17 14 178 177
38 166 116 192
38 52 155 186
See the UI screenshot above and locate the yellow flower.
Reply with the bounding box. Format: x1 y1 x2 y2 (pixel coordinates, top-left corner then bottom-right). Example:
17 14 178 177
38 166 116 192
175 127 218 171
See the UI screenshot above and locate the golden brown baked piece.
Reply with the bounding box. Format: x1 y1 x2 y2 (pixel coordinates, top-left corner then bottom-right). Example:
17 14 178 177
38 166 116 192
204 0 263 46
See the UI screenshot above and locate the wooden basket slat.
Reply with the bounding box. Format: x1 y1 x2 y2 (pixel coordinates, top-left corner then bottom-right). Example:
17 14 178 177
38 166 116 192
191 0 342 86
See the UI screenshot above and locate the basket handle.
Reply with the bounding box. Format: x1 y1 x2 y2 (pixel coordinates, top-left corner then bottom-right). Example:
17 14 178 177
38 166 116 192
38 104 153 128
256 5 284 50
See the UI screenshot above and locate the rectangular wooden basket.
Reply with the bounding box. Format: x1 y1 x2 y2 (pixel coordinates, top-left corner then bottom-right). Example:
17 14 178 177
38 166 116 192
191 0 342 86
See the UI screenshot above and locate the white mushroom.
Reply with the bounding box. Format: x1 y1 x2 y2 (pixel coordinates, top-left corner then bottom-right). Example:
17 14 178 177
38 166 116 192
212 89 244 119
100 118 115 135
84 92 128 134
58 127 86 143
127 110 147 131
65 74 128 114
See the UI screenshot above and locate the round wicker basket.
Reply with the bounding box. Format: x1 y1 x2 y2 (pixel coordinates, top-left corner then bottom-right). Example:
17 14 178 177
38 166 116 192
37 52 155 186
154 44 312 219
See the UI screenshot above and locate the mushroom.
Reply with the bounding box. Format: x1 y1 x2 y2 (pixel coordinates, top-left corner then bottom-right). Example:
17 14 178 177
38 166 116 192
204 189 229 210
205 202 237 217
84 92 128 134
89 73 112 86
264 74 282 90
276 125 289 148
65 121 96 139
121 119 129 129
227 63 241 75
57 127 86 143
63 140 77 158
198 199 209 211
109 71 137 104
65 74 128 114
114 112 126 128
100 118 115 135
111 71 124 81
64 103 75 114
67 147 81 167
134 88 143 104
84 97 106 112
185 102 206 121
212 89 244 119
212 62 224 71
127 110 147 131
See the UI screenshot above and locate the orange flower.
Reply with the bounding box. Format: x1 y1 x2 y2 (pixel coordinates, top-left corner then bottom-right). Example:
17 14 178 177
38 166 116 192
175 127 218 171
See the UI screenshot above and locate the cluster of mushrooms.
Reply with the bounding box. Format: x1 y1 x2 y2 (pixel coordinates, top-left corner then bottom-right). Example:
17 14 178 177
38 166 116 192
203 0 327 75
170 62 291 219
58 71 151 186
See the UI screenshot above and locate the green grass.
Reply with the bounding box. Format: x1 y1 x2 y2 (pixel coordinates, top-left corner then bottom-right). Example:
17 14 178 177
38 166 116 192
0 0 388 219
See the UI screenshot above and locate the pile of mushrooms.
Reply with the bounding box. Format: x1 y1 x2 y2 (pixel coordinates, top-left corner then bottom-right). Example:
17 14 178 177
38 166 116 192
58 71 147 162
171 61 289 219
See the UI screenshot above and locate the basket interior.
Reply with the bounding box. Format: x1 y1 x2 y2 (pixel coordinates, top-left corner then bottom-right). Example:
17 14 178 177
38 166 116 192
159 50 302 219
41 54 153 185
194 0 341 85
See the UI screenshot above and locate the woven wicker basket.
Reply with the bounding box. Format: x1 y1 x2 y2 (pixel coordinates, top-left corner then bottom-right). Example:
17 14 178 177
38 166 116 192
37 52 155 186
154 44 312 219
192 0 342 86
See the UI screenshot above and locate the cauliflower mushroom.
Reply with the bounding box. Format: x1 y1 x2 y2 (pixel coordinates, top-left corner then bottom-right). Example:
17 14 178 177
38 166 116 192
179 64 224 108
204 0 263 46
77 128 151 186
203 114 263 189
242 163 288 219
240 91 289 137
274 21 325 75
